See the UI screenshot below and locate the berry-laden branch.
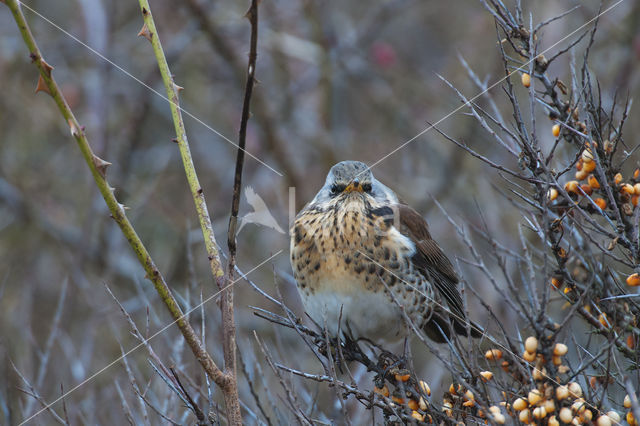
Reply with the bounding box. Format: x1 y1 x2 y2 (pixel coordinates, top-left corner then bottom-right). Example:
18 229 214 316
135 0 242 423
4 0 235 419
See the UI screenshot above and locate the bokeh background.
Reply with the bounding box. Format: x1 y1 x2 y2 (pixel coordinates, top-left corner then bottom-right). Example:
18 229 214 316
0 0 638 423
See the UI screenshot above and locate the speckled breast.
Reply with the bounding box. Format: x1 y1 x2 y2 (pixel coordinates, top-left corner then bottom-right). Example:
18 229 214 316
290 196 433 341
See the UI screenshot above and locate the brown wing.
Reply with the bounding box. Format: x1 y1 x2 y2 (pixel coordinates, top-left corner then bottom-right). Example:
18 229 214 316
396 203 479 339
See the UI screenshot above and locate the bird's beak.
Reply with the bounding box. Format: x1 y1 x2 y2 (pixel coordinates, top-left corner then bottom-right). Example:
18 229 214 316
344 181 363 193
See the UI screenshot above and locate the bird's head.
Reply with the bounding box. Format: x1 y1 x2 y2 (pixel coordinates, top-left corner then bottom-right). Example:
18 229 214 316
309 161 398 208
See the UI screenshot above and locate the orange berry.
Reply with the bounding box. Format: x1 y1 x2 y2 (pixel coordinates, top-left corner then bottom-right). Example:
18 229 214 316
528 389 543 405
580 184 592 195
523 350 536 362
519 408 531 423
568 382 583 398
525 336 538 353
627 273 640 287
521 73 531 88
599 313 610 328
552 124 560 137
419 380 431 396
553 343 568 356
395 373 410 382
597 415 613 426
594 198 607 210
635 168 640 179
614 173 623 184
480 371 493 382
575 169 588 181
485 349 503 360
627 411 636 426
419 397 427 410
391 395 404 404
556 385 569 400
411 411 425 422
551 277 562 289
559 407 573 423
606 411 621 423
547 188 559 201
622 183 635 194
565 180 579 193
533 406 547 419
513 398 527 411
544 399 556 414
408 399 419 410
588 174 600 189
374 385 390 397
633 195 639 207
634 183 640 194
582 160 596 173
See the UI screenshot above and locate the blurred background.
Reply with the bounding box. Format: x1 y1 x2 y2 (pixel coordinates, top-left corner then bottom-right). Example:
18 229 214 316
0 0 638 423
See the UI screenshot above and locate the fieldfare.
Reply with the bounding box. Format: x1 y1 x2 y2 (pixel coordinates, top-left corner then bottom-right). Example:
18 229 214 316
290 161 480 344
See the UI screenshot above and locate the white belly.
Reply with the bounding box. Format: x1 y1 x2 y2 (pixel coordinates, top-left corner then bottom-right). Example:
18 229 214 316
301 276 407 343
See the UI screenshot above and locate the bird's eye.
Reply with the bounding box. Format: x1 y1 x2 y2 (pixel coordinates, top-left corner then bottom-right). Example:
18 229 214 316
330 184 345 196
362 183 372 192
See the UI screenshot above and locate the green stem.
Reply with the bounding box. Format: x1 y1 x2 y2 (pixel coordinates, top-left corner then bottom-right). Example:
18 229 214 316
136 2 226 285
135 1 241 423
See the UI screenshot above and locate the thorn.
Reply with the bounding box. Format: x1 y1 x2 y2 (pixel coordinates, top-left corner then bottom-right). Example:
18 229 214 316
118 202 129 211
108 185 116 193
173 82 184 92
254 77 262 86
244 8 254 21
67 119 79 137
92 155 112 178
41 59 54 78
144 273 150 280
137 23 153 42
35 75 50 95
171 137 178 143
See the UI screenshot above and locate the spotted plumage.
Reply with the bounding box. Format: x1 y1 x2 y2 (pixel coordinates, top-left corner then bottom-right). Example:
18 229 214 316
290 161 480 343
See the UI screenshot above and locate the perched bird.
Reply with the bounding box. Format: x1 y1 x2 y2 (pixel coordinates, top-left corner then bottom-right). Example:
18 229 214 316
290 161 480 344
